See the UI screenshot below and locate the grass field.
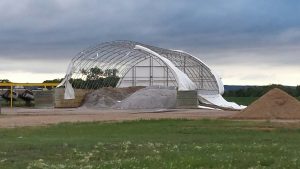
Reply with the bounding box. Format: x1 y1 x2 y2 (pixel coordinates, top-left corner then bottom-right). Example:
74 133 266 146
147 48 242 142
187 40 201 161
224 97 259 106
1 119 300 169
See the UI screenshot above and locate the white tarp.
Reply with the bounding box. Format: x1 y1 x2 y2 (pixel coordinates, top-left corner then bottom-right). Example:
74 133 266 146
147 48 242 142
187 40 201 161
64 80 75 99
134 45 197 91
57 62 75 99
198 93 246 110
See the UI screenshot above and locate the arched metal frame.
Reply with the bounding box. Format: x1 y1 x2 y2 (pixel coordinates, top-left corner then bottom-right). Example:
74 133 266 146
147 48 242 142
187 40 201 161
66 40 222 94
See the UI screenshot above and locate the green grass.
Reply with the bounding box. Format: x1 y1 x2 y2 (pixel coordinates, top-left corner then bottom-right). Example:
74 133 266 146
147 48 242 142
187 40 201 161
224 97 259 106
1 120 300 168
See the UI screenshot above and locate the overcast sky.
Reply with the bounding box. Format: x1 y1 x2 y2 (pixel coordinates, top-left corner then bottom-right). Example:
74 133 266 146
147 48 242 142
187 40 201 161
0 0 300 85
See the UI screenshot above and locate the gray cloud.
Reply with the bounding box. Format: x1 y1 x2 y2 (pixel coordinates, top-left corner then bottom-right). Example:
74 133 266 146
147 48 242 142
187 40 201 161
0 0 299 84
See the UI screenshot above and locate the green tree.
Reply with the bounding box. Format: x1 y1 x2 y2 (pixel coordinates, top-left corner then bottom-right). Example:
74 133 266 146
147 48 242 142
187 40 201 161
76 67 120 89
224 84 300 97
81 67 104 80
0 79 11 83
104 69 118 77
296 85 300 96
43 78 63 83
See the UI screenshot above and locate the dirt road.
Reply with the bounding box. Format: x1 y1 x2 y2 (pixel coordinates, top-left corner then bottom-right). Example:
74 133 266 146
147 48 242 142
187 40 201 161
0 107 235 128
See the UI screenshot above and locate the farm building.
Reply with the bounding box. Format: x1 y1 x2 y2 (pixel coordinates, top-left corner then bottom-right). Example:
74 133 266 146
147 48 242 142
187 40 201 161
58 40 243 109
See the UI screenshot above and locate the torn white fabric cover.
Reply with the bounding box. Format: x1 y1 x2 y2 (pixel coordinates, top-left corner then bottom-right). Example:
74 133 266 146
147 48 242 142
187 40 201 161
210 70 224 95
57 62 76 99
64 80 75 99
134 45 197 91
172 50 224 94
198 93 246 110
198 105 222 110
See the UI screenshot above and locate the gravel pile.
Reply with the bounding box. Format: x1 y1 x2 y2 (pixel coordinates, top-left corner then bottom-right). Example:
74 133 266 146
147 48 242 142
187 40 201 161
113 86 177 109
83 86 177 109
82 86 144 109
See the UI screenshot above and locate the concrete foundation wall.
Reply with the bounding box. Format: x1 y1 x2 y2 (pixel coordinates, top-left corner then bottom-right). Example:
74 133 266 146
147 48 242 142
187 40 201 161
34 91 54 108
176 90 198 108
54 88 90 108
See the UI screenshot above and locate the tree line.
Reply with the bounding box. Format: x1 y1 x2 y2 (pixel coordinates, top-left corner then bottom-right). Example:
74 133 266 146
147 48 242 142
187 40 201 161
43 67 120 89
1 67 120 90
223 84 300 97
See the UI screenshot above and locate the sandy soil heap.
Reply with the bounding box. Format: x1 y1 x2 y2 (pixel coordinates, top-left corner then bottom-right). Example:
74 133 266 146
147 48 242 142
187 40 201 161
232 88 300 119
82 86 144 109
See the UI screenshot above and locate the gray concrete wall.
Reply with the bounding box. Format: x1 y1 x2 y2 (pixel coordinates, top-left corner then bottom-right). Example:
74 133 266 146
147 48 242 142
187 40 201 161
176 90 198 108
54 88 90 108
34 91 54 108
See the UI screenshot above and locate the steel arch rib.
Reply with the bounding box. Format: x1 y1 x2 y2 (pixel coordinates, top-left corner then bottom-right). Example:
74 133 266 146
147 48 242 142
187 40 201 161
171 50 224 94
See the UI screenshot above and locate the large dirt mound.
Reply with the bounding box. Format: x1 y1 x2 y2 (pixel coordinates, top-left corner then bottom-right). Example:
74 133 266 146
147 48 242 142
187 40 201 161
82 86 144 109
113 86 177 109
232 88 300 119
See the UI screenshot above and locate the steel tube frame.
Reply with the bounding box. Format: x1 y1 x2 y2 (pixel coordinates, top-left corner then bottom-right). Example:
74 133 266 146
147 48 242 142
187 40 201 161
64 41 221 94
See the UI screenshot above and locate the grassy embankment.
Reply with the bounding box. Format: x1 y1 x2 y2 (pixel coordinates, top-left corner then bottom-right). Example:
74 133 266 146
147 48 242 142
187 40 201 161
1 120 300 168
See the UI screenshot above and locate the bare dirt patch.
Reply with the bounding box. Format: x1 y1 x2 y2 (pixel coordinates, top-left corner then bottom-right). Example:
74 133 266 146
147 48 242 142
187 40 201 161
0 107 235 128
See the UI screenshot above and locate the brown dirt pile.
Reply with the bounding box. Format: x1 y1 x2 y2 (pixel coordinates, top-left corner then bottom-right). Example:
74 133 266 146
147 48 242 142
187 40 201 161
232 88 300 119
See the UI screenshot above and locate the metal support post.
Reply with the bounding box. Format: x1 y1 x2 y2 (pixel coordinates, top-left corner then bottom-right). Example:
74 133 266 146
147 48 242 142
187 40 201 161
10 85 13 108
150 56 153 86
0 95 2 114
